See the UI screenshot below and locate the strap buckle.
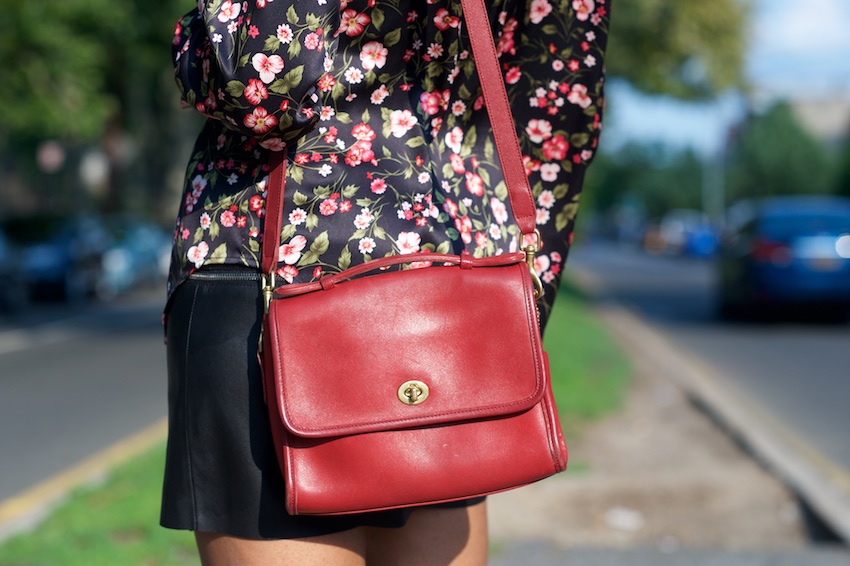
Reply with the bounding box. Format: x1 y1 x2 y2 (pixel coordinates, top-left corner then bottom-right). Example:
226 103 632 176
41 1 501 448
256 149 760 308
521 230 544 300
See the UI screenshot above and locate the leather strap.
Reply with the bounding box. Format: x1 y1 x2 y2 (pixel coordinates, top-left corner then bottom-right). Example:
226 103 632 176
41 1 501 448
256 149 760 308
261 1 536 276
262 151 287 275
458 0 536 236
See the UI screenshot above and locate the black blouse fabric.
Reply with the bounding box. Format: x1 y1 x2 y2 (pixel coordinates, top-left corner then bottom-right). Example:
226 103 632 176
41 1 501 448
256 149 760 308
170 0 609 326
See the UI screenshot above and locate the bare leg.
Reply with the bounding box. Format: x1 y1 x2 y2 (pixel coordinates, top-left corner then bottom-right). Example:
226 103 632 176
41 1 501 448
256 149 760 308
195 529 367 566
364 500 488 566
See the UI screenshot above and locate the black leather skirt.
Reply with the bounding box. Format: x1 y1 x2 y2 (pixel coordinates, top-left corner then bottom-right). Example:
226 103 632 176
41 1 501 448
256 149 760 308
160 265 481 539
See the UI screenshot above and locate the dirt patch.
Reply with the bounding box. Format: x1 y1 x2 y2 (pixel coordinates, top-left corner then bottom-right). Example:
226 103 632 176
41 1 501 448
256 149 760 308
488 369 807 551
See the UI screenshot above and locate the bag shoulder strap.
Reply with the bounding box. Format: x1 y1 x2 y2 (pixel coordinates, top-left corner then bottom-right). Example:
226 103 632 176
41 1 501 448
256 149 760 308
262 0 536 276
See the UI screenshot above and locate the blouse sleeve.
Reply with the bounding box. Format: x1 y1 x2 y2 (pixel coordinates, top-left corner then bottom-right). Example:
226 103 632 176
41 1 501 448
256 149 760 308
172 1 341 150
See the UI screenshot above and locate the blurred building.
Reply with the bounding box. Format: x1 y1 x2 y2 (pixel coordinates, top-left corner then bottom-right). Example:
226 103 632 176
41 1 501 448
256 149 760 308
789 95 850 149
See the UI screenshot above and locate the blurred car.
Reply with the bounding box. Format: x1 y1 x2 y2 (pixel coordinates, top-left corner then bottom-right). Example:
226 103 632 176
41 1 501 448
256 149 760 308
716 196 850 317
2 214 111 302
645 209 718 257
97 217 171 299
0 227 29 313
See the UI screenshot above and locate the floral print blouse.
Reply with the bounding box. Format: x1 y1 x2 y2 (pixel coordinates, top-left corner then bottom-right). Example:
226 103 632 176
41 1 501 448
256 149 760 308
171 0 609 327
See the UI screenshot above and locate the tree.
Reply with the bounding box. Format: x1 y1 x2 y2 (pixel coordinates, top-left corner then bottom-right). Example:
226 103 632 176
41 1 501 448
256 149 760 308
586 143 704 217
0 0 193 215
606 0 751 98
725 102 835 203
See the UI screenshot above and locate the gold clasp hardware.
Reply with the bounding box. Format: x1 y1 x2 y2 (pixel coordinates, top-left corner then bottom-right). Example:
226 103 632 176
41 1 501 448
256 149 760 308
398 380 430 406
261 272 275 314
521 229 544 300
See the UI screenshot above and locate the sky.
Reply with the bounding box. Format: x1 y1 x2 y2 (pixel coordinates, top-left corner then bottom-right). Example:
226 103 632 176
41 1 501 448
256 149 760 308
601 0 850 155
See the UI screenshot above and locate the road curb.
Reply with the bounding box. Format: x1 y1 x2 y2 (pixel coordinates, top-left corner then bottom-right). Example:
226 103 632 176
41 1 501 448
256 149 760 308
0 417 168 543
570 266 850 543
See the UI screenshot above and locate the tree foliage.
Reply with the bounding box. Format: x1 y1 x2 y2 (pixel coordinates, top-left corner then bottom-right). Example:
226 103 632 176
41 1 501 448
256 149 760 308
583 143 704 220
725 102 835 203
606 0 751 98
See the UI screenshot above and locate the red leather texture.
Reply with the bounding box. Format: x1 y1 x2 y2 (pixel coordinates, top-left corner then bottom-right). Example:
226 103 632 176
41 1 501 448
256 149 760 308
263 259 567 515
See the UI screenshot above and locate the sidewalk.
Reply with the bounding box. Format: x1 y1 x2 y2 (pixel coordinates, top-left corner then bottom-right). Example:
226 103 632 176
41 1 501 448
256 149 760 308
486 284 850 564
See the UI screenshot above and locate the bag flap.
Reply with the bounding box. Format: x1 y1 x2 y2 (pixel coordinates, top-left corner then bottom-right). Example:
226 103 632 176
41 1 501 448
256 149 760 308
266 261 547 438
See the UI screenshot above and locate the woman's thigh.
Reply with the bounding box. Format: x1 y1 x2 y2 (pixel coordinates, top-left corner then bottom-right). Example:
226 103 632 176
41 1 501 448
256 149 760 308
194 501 487 566
195 529 367 566
365 500 488 566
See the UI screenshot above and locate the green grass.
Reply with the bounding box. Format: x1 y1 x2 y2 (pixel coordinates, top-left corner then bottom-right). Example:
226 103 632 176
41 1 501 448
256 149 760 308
0 447 199 566
0 278 629 564
544 279 632 437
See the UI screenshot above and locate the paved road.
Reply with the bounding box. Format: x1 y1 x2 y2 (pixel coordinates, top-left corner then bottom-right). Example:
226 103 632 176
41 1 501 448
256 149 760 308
0 291 168 503
567 241 850 478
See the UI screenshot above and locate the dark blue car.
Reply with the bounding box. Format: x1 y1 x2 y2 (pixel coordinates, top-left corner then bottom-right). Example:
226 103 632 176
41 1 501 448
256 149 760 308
717 196 850 318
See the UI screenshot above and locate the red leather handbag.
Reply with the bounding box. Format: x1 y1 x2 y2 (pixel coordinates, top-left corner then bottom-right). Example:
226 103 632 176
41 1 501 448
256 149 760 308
258 0 567 516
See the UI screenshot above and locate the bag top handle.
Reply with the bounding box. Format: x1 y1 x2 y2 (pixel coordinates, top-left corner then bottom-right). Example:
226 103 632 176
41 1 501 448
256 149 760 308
262 0 537 277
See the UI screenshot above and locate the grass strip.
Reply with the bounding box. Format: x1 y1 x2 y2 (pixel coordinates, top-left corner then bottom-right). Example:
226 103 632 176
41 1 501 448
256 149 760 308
0 447 199 566
0 277 630 564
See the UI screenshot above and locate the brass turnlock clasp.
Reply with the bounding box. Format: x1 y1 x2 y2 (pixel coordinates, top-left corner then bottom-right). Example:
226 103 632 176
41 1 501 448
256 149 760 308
398 380 430 406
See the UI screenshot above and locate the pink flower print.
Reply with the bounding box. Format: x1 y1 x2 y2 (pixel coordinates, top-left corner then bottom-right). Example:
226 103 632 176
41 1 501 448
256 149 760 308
542 135 568 160
455 216 473 244
243 107 278 134
358 237 376 254
539 163 561 182
188 242 210 268
339 9 370 37
465 172 484 197
244 79 268 105
370 85 389 104
568 84 592 109
536 208 551 225
217 1 241 23
345 140 376 167
581 149 594 161
445 126 464 154
344 67 363 84
370 178 387 194
288 208 307 225
490 197 509 225
304 32 321 50
352 123 376 141
249 195 265 212
433 8 460 31
252 53 284 84
444 198 459 219
220 210 236 227
360 41 388 71
505 67 522 85
426 43 444 59
319 198 338 216
354 208 374 229
259 138 286 152
572 0 595 21
318 73 336 92
277 24 293 43
276 265 298 283
451 101 466 116
389 109 417 138
525 119 553 144
279 235 307 265
186 242 210 269
529 0 553 24
199 212 212 230
537 190 556 209
397 231 422 254
450 153 466 174
434 8 460 31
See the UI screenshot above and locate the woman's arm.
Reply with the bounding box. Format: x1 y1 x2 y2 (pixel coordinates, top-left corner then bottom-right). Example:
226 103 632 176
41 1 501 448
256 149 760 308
172 0 340 150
